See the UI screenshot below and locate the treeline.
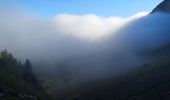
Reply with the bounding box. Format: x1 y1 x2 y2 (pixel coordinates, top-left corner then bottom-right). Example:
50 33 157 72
0 50 52 100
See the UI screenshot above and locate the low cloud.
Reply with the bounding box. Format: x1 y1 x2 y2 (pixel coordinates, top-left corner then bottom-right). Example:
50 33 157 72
54 12 148 40
0 7 148 60
2 7 163 80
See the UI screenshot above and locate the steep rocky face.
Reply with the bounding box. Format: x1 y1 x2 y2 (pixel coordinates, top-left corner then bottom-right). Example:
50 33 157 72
152 0 170 13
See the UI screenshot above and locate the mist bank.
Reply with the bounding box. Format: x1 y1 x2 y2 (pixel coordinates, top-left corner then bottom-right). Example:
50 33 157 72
0 8 147 61
1 7 170 80
58 12 170 80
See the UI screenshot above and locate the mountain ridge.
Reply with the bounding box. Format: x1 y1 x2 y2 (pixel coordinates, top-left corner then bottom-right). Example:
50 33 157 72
152 0 170 13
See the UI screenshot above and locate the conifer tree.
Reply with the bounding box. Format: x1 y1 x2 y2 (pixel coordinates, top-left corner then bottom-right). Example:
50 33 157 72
23 59 38 85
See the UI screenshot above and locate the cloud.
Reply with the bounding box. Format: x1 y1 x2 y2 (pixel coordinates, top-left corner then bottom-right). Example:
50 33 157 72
127 12 149 20
53 12 149 41
0 8 153 80
1 7 170 83
0 7 148 59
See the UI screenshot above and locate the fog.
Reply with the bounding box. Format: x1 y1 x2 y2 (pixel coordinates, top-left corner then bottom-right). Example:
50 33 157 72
1 7 170 80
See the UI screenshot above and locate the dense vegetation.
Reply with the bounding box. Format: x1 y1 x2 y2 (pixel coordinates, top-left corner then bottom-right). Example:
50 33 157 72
0 50 52 100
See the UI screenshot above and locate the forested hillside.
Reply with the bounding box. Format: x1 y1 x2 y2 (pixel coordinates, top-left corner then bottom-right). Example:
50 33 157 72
0 50 52 100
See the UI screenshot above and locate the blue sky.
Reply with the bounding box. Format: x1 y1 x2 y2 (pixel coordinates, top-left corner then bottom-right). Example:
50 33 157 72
1 0 163 18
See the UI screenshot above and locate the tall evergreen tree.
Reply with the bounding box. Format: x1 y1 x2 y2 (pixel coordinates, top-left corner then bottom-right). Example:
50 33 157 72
23 59 38 85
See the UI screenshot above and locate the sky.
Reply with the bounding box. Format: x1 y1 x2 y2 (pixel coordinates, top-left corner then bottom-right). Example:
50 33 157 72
1 0 163 18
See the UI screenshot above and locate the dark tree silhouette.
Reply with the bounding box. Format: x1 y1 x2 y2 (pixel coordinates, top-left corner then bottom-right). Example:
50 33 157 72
0 49 9 61
23 59 38 85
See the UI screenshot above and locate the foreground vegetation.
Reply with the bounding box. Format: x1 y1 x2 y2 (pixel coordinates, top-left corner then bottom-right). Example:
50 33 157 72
0 50 52 100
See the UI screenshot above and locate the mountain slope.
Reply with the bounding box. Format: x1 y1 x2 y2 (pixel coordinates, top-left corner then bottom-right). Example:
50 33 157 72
0 50 52 100
69 45 170 100
49 44 170 100
152 0 170 13
47 37 170 100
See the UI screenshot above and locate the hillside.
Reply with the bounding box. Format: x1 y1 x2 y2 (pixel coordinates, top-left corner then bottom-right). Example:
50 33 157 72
152 0 170 13
0 50 52 100
65 44 170 100
48 44 170 100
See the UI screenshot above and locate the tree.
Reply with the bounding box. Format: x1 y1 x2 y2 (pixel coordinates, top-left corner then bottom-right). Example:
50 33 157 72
23 59 38 85
0 49 8 58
